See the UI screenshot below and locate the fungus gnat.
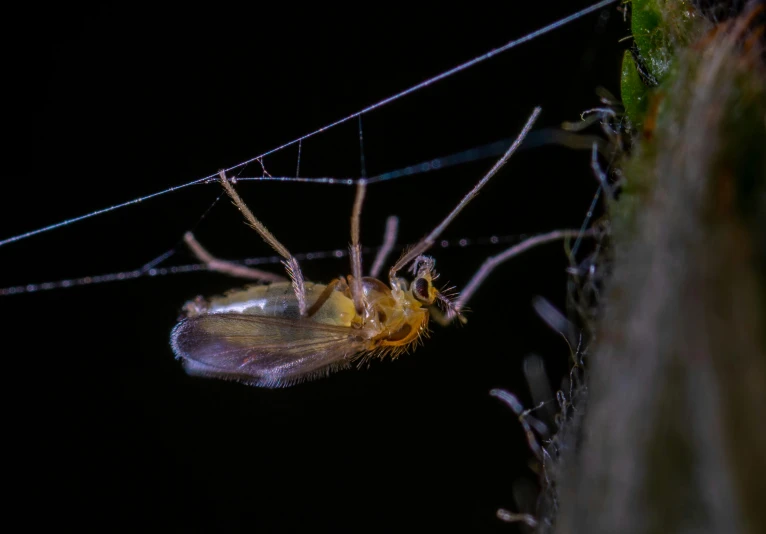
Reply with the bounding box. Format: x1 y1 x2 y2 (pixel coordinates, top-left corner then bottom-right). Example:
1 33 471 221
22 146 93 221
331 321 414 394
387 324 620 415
170 107 583 387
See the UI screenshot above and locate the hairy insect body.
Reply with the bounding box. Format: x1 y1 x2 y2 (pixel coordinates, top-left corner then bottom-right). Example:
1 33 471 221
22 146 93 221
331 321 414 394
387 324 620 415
172 277 430 387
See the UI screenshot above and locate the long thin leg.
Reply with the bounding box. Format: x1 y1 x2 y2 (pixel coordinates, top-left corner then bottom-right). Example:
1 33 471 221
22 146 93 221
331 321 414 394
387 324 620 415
218 171 308 316
184 232 286 282
349 179 367 315
388 107 542 283
369 215 398 279
437 229 594 324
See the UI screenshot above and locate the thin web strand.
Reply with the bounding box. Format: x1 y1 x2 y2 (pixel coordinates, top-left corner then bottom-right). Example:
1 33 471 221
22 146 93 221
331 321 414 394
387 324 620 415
233 128 570 186
0 0 618 249
0 232 550 296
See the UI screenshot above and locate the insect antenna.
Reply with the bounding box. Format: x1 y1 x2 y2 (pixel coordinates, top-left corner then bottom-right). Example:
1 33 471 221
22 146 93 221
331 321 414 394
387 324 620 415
435 288 467 325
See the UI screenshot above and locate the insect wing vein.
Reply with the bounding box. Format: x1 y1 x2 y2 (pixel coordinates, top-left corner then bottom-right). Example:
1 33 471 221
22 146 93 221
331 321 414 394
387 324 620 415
171 313 368 387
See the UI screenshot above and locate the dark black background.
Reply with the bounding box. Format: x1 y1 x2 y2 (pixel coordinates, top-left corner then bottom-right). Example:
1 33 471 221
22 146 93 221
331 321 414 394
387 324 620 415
3 3 625 532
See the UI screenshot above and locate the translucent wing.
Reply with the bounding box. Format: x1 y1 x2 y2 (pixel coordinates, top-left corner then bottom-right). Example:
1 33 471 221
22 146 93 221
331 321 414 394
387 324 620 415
171 313 370 388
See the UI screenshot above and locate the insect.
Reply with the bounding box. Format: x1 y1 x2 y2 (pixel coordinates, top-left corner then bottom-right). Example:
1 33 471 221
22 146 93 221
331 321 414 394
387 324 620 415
170 108 559 388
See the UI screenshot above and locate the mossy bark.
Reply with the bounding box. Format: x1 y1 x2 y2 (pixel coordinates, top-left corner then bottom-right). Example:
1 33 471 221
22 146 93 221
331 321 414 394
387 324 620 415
550 2 766 534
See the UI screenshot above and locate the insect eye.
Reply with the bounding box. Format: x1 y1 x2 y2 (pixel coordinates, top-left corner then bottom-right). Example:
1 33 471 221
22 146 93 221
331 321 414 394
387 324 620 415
412 277 431 303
